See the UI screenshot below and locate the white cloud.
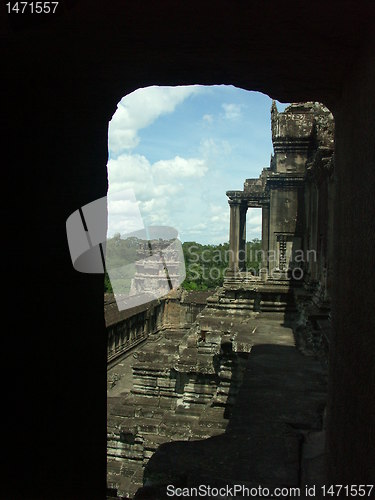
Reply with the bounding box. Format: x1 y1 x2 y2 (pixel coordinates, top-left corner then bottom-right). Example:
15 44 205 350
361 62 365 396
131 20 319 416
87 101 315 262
108 85 200 155
105 85 273 244
107 189 144 236
107 154 150 184
200 138 232 158
202 114 213 124
210 215 224 223
107 152 208 236
153 184 183 197
109 128 139 151
208 203 222 213
153 156 208 179
108 199 140 215
246 208 262 225
179 204 231 244
245 208 262 240
195 223 208 230
222 103 242 120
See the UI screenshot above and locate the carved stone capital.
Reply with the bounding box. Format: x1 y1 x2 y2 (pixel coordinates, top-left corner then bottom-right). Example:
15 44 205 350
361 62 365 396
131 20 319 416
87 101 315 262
226 190 243 205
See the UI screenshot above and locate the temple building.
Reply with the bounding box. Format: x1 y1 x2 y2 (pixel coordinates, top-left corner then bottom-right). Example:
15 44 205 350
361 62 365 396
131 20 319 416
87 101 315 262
226 101 334 315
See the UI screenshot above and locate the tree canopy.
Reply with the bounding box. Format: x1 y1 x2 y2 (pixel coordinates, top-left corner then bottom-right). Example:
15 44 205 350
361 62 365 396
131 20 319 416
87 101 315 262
103 236 262 293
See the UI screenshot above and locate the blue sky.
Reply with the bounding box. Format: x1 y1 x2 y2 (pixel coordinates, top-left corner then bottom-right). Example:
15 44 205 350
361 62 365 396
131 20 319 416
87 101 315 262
107 85 288 244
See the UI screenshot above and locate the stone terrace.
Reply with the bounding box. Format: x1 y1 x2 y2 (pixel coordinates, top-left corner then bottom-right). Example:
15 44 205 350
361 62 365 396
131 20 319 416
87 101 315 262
107 312 327 499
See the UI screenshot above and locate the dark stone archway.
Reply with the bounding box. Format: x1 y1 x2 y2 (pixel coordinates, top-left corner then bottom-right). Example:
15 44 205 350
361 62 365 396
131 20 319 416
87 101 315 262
3 1 374 497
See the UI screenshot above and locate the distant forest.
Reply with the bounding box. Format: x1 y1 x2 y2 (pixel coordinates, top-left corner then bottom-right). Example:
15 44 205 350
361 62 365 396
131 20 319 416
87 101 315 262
104 234 262 293
181 239 262 290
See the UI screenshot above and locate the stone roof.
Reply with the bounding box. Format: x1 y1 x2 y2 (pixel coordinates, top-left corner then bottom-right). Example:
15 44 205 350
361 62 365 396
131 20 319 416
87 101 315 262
104 289 214 327
104 293 159 327
181 290 215 304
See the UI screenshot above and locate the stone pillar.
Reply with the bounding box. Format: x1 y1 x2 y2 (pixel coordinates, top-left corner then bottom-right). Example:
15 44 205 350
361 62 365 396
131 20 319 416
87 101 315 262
261 203 270 278
239 204 247 271
228 201 241 274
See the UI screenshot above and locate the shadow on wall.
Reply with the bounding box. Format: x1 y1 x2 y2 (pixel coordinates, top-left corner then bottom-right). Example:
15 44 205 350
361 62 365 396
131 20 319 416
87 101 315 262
134 343 327 498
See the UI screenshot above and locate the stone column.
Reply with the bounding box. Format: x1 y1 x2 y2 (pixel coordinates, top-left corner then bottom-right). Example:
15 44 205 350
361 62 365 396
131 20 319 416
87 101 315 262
228 201 241 274
260 203 270 281
239 204 247 271
261 203 270 272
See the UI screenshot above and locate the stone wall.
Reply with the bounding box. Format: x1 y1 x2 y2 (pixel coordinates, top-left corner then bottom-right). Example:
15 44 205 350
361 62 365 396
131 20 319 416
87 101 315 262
226 103 335 361
327 37 375 484
106 290 211 368
107 278 329 497
107 288 251 497
106 295 163 367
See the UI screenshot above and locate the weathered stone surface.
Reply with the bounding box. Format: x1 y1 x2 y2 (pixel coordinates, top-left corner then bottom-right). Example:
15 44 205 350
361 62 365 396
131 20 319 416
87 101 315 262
107 290 208 366
108 303 327 498
139 324 327 496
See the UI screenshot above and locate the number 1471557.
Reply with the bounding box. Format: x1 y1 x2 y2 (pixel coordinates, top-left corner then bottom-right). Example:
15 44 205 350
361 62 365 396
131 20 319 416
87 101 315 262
6 2 59 14
321 485 374 497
